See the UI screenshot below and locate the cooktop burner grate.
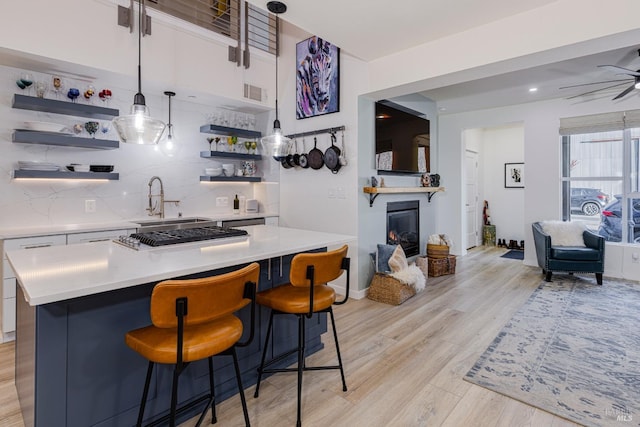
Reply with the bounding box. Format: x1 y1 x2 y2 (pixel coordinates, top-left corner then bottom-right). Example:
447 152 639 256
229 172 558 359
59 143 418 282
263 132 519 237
130 226 248 247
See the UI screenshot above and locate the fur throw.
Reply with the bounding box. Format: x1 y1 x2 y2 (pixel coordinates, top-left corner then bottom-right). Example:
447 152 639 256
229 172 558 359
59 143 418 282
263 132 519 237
389 264 426 292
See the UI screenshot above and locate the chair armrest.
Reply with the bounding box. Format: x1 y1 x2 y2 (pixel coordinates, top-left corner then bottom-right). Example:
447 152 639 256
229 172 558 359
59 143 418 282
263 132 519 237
583 230 605 253
532 222 551 268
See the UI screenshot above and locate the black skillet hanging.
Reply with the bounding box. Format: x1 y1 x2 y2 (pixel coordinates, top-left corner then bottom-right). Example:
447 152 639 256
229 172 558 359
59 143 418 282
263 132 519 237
323 132 342 174
308 137 324 170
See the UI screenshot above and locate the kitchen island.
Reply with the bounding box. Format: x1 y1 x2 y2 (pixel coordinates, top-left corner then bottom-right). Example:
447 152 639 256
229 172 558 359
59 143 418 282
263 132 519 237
6 225 354 427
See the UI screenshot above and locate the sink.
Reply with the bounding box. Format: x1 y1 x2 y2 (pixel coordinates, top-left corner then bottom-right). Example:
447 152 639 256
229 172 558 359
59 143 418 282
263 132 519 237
134 217 218 232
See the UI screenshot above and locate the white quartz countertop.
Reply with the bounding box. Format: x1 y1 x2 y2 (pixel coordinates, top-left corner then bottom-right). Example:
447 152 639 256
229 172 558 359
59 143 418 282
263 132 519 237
0 213 278 239
6 225 355 306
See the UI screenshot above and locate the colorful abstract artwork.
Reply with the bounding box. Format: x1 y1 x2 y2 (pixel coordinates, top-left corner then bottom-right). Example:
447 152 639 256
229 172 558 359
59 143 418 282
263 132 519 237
296 36 340 119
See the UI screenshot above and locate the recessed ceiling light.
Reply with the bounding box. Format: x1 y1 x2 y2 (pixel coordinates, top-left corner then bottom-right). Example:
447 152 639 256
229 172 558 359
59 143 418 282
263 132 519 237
529 87 538 93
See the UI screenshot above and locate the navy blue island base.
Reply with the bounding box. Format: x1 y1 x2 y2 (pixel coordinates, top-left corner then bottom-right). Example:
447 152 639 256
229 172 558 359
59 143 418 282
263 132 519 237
15 251 327 427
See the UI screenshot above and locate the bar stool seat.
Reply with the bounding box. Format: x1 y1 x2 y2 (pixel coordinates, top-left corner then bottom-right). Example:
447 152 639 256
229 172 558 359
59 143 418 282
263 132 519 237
126 316 243 364
256 284 335 313
125 262 260 427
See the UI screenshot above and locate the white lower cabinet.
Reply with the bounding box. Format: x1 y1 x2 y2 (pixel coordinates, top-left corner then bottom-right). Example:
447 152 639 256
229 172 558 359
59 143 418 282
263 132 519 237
2 234 67 342
1 229 133 342
66 229 134 244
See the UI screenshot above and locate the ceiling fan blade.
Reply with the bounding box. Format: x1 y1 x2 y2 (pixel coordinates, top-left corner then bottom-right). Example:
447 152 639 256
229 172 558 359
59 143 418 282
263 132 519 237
598 64 640 77
559 78 633 89
612 83 637 100
566 81 631 100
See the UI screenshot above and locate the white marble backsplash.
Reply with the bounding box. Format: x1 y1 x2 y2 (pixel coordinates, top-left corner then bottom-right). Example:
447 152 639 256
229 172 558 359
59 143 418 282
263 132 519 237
0 64 279 228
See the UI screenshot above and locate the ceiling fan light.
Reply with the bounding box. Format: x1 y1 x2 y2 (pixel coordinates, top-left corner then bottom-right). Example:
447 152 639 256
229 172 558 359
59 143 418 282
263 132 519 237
635 81 640 90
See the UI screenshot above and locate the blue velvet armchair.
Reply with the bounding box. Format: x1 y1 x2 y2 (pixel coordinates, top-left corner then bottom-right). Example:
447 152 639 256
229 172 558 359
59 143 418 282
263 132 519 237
532 221 605 285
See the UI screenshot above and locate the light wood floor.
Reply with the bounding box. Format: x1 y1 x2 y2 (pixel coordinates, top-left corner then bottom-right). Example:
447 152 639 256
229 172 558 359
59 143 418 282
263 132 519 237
0 246 582 427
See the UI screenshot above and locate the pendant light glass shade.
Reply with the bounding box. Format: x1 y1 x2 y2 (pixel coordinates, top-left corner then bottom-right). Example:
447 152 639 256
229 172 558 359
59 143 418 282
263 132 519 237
260 3 292 160
260 119 291 159
113 101 165 145
113 0 165 145
158 91 181 157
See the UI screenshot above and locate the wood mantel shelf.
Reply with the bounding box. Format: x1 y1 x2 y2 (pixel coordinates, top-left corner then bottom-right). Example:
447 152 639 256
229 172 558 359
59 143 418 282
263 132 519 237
363 186 445 207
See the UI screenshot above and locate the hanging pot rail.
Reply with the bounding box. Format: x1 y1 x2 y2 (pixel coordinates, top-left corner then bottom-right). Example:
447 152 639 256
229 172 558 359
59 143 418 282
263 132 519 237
285 125 345 140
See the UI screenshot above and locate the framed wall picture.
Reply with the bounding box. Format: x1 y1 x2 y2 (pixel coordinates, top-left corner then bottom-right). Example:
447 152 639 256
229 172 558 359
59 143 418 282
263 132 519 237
505 163 524 188
296 36 340 119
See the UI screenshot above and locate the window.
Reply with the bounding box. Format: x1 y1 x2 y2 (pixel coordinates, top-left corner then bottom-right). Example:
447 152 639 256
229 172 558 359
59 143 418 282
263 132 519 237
561 111 640 243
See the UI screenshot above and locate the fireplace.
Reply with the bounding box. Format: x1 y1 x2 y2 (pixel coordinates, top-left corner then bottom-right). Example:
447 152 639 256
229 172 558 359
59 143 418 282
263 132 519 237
387 200 420 257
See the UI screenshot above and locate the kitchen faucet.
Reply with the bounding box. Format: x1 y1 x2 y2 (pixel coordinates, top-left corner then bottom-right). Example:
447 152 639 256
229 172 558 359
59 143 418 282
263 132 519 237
147 176 180 218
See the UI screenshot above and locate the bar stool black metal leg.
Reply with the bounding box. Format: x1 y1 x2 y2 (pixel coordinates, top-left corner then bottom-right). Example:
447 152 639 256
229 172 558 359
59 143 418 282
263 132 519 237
136 361 154 427
209 357 216 424
329 308 347 392
170 365 180 427
231 348 251 427
254 310 274 398
296 315 306 427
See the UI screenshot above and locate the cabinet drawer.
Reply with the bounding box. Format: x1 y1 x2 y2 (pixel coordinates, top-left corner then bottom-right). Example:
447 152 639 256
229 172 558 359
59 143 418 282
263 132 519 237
3 234 66 251
3 259 15 280
67 229 134 245
2 297 15 334
3 278 16 300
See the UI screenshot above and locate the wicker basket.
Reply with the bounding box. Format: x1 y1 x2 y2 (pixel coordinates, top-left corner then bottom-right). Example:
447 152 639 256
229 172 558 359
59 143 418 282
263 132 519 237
367 272 416 305
426 244 450 258
415 256 430 279
427 255 456 277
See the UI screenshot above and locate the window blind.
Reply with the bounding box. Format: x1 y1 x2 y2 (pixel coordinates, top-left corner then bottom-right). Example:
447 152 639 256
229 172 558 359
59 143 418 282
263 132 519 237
560 109 640 135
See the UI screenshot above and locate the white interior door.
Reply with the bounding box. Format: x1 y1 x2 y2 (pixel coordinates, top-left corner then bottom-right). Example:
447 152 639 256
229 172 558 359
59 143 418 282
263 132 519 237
465 150 479 249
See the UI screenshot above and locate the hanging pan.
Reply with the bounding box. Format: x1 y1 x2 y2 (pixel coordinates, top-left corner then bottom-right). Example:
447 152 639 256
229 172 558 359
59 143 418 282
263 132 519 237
324 132 342 174
298 137 309 168
308 137 324 170
292 139 301 167
281 142 293 169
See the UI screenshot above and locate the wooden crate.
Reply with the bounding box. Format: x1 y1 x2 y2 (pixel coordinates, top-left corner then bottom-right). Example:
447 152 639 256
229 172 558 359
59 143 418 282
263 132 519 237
427 255 456 277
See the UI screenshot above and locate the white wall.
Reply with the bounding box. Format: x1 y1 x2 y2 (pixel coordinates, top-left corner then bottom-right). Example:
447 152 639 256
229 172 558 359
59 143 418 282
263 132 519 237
481 125 525 244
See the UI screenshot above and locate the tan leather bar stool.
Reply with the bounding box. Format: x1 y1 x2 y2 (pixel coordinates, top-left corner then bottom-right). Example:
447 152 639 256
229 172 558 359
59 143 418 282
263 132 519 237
253 245 350 427
125 262 260 427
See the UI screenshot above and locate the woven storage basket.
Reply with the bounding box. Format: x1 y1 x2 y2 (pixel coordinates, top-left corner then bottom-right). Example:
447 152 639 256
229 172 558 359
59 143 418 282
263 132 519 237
367 272 416 305
415 256 430 279
426 244 450 258
427 255 456 277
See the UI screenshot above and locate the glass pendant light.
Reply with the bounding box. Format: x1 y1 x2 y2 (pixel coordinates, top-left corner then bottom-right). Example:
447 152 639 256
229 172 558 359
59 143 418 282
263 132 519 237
159 91 181 157
112 0 165 145
260 1 292 160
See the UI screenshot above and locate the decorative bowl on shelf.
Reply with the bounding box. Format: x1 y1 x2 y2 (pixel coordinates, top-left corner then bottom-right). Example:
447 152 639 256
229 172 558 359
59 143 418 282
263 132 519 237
22 121 69 133
205 167 223 176
89 165 114 173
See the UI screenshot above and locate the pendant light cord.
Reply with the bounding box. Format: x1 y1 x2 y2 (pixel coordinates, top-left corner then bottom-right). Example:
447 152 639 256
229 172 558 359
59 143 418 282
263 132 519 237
137 0 143 95
274 15 280 124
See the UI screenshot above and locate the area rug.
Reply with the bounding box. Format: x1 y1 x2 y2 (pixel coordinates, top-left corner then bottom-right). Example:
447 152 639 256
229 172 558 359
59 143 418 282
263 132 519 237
500 249 524 260
465 277 640 427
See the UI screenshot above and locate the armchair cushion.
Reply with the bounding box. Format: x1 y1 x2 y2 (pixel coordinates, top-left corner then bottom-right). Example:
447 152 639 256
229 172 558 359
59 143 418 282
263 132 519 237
541 220 586 247
551 246 601 261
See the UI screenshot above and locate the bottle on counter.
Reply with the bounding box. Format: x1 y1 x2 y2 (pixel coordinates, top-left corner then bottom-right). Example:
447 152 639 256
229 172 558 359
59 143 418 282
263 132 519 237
233 194 240 215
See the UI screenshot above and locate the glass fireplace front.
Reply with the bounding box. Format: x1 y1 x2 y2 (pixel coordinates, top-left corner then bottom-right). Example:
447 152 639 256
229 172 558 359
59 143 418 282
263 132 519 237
387 200 419 257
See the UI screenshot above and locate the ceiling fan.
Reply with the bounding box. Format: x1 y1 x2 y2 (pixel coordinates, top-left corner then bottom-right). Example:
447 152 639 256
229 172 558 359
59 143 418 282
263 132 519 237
561 51 640 100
